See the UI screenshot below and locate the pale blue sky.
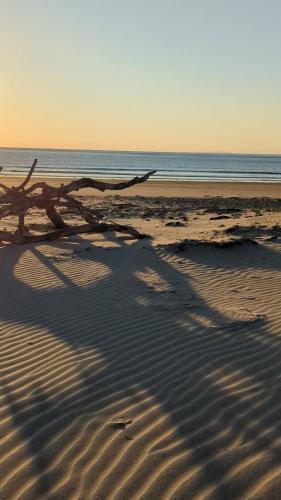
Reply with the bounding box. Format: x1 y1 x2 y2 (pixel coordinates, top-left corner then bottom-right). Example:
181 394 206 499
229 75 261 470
1 0 280 152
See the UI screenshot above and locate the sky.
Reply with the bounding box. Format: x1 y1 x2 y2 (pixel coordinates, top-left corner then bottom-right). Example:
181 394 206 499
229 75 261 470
0 0 280 153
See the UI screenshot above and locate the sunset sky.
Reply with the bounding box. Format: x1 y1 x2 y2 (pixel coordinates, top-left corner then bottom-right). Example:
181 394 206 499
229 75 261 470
1 0 280 153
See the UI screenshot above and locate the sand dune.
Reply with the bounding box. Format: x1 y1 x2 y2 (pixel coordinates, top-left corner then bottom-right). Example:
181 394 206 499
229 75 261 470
0 230 281 499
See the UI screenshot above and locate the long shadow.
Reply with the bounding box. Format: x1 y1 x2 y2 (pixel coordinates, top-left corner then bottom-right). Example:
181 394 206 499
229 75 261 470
1 236 281 498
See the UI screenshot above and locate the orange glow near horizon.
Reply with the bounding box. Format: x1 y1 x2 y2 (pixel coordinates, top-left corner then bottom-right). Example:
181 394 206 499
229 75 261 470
1 103 280 155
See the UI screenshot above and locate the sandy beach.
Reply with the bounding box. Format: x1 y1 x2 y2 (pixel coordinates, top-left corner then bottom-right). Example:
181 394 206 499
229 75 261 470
0 178 281 498
2 176 281 197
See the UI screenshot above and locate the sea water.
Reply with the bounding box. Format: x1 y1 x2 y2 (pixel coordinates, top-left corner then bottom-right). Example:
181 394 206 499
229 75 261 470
0 148 281 182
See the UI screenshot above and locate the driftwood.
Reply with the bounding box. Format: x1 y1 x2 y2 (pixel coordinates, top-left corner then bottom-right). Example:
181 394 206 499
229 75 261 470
0 159 156 244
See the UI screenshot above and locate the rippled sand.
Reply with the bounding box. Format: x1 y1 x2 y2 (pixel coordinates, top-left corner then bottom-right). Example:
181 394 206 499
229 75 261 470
0 181 281 498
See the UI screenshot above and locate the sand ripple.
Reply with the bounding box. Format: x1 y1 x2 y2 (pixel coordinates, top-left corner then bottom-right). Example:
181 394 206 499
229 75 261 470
0 239 281 499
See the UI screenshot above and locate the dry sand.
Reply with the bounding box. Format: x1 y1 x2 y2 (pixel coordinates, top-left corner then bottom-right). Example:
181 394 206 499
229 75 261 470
0 179 281 499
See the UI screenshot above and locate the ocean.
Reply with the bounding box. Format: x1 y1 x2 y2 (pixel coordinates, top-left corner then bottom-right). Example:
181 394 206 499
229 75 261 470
0 148 281 183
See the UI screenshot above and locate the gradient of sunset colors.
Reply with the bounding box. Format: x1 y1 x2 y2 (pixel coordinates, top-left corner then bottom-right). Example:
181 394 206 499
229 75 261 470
1 0 280 153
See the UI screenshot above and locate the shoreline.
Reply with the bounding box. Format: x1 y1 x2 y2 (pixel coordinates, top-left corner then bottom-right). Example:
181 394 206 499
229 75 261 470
0 176 280 198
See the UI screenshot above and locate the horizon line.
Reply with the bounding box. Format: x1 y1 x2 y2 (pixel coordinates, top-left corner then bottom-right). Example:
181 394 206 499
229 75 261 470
0 146 281 157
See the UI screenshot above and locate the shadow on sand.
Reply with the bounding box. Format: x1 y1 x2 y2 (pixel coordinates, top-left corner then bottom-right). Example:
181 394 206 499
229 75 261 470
1 235 281 498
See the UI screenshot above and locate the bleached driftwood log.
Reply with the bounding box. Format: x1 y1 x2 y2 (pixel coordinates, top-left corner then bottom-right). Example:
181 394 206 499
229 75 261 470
0 159 156 244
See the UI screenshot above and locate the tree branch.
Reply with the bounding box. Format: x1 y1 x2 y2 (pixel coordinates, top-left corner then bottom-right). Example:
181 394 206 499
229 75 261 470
25 170 156 196
17 159 38 191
